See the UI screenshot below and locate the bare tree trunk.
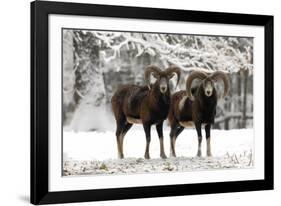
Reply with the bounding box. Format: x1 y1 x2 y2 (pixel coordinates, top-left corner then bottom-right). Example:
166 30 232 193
224 117 229 130
242 69 249 128
70 43 108 131
62 30 75 125
237 71 242 128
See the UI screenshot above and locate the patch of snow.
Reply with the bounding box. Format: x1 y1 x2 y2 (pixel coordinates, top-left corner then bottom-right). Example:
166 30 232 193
66 104 114 132
63 128 254 176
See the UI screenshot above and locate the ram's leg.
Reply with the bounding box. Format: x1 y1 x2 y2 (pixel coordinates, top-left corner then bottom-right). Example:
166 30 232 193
169 124 177 158
119 122 133 159
169 124 184 157
205 124 212 157
115 121 125 159
156 121 167 159
143 123 151 159
195 122 202 157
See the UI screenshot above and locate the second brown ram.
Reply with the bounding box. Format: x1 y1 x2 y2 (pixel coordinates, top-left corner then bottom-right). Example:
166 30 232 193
168 70 229 157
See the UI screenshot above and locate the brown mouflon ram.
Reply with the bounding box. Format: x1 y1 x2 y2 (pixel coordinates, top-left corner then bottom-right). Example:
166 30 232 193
111 65 181 159
168 70 229 157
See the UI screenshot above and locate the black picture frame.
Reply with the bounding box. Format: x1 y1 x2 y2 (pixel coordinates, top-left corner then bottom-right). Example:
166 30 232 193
31 0 274 204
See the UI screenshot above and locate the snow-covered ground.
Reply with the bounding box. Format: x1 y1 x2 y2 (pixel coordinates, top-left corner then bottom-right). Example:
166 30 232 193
63 127 254 176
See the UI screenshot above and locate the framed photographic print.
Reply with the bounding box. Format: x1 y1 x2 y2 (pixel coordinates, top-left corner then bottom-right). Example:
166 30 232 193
31 0 274 204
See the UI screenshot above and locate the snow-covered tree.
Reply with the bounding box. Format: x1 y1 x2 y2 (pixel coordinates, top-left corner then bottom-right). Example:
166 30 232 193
63 29 253 131
62 30 75 125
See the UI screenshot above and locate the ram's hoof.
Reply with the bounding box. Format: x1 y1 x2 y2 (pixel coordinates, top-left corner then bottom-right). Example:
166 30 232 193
207 152 212 157
170 153 176 158
144 154 151 159
118 153 124 159
160 153 167 159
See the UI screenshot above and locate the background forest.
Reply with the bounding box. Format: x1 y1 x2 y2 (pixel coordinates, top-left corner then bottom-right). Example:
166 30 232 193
62 29 254 132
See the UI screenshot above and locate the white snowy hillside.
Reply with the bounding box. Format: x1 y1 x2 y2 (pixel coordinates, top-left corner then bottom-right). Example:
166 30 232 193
63 128 254 176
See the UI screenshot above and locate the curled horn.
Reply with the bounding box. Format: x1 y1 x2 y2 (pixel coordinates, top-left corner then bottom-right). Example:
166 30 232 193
186 71 208 97
144 65 161 89
165 65 181 87
209 71 230 97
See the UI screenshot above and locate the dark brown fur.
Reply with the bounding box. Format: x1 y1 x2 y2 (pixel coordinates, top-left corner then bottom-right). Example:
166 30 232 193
111 66 181 159
168 70 229 157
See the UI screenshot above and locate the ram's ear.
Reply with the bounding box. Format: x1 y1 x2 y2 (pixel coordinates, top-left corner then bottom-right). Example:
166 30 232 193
168 72 175 79
165 65 181 87
186 71 208 97
209 71 230 97
144 65 161 89
151 72 160 79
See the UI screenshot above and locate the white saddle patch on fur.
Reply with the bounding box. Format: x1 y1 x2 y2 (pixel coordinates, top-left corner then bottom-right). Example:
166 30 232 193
179 121 194 128
126 117 142 124
178 95 188 111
